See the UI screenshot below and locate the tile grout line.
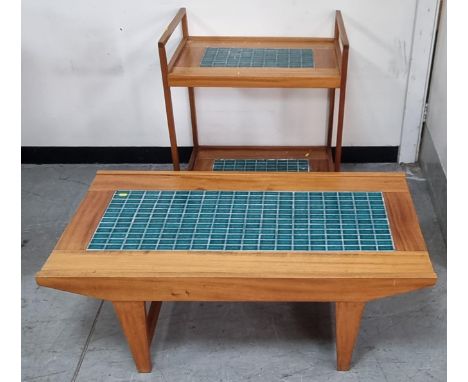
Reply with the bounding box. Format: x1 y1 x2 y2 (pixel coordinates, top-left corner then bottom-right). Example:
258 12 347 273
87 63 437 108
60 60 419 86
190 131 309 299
200 47 314 68
88 191 393 252
70 300 104 382
212 159 310 172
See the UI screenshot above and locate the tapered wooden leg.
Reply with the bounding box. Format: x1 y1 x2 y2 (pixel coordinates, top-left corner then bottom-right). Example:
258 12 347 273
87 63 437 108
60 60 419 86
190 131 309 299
335 301 365 371
147 301 162 345
113 301 152 373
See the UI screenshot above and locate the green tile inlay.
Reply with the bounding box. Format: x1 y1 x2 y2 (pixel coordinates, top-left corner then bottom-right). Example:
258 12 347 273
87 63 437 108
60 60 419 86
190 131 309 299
88 190 395 252
200 48 314 68
213 159 310 172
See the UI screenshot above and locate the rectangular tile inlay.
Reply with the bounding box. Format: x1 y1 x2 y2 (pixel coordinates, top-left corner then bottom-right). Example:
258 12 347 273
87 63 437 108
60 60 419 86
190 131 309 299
88 191 394 252
213 159 310 172
200 48 314 68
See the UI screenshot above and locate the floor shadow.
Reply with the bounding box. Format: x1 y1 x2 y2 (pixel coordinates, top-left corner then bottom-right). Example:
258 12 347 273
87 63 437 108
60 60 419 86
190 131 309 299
158 301 334 348
290 302 334 342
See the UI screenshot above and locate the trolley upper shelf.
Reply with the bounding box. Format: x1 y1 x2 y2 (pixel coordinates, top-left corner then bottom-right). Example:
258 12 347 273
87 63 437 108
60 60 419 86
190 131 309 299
158 9 348 88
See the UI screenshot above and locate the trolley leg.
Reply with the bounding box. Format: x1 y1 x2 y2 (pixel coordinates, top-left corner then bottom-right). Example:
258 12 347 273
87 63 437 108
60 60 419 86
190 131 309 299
188 87 199 148
159 45 180 171
335 301 365 371
161 85 180 171
334 48 349 172
327 88 336 148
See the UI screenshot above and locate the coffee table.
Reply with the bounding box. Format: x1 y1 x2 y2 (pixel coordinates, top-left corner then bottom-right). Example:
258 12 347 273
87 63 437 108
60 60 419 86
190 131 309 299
35 171 436 372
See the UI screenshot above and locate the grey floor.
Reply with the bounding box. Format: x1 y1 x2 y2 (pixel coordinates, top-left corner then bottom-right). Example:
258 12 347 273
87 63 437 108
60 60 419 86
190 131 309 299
22 164 446 382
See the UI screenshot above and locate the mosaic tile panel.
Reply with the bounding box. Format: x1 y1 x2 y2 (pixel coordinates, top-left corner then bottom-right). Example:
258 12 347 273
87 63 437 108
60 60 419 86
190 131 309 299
212 159 310 172
88 190 395 252
200 48 314 68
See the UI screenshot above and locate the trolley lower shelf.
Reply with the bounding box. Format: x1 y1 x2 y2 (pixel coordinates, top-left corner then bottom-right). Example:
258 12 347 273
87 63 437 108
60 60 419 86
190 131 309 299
188 146 333 171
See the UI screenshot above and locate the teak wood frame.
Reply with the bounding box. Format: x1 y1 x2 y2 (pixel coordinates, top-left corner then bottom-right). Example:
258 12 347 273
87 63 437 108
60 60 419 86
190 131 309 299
36 171 437 373
158 8 349 171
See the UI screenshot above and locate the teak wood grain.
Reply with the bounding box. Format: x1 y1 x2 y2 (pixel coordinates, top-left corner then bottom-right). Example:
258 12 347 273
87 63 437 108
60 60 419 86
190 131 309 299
38 171 436 302
335 302 365 371
37 249 435 301
55 191 114 251
113 302 152 372
158 8 187 47
384 192 427 251
35 171 436 373
38 275 435 303
88 171 409 193
38 250 435 280
159 45 181 170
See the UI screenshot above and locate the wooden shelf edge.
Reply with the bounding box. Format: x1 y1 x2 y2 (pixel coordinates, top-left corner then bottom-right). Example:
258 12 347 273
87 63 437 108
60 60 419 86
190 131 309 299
168 76 340 89
94 170 407 177
188 36 337 43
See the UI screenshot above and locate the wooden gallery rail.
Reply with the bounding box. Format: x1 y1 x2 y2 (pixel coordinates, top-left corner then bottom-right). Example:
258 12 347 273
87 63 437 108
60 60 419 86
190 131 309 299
158 8 349 172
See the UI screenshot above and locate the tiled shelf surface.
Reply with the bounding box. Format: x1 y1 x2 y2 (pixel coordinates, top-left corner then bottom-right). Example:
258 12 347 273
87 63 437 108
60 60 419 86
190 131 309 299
88 190 395 252
212 159 310 172
200 47 314 68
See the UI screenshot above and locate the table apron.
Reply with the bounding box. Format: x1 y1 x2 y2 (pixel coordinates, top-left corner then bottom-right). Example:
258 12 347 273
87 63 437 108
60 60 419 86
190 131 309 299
35 276 436 302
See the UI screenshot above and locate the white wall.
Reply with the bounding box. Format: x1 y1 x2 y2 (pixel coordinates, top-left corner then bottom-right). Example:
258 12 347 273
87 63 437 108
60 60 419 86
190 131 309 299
425 0 447 174
22 0 418 147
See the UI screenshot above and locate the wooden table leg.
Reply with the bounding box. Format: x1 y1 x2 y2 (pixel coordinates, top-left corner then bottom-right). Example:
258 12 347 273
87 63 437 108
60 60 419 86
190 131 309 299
335 301 365 371
159 45 180 171
147 301 162 345
113 301 152 373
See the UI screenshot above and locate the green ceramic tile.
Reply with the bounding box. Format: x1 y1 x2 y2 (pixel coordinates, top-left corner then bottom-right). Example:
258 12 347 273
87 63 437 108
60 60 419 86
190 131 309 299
87 190 394 252
200 48 314 68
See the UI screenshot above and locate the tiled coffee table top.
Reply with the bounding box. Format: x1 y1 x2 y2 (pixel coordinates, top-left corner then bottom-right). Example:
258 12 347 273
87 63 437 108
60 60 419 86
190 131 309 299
88 190 394 252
